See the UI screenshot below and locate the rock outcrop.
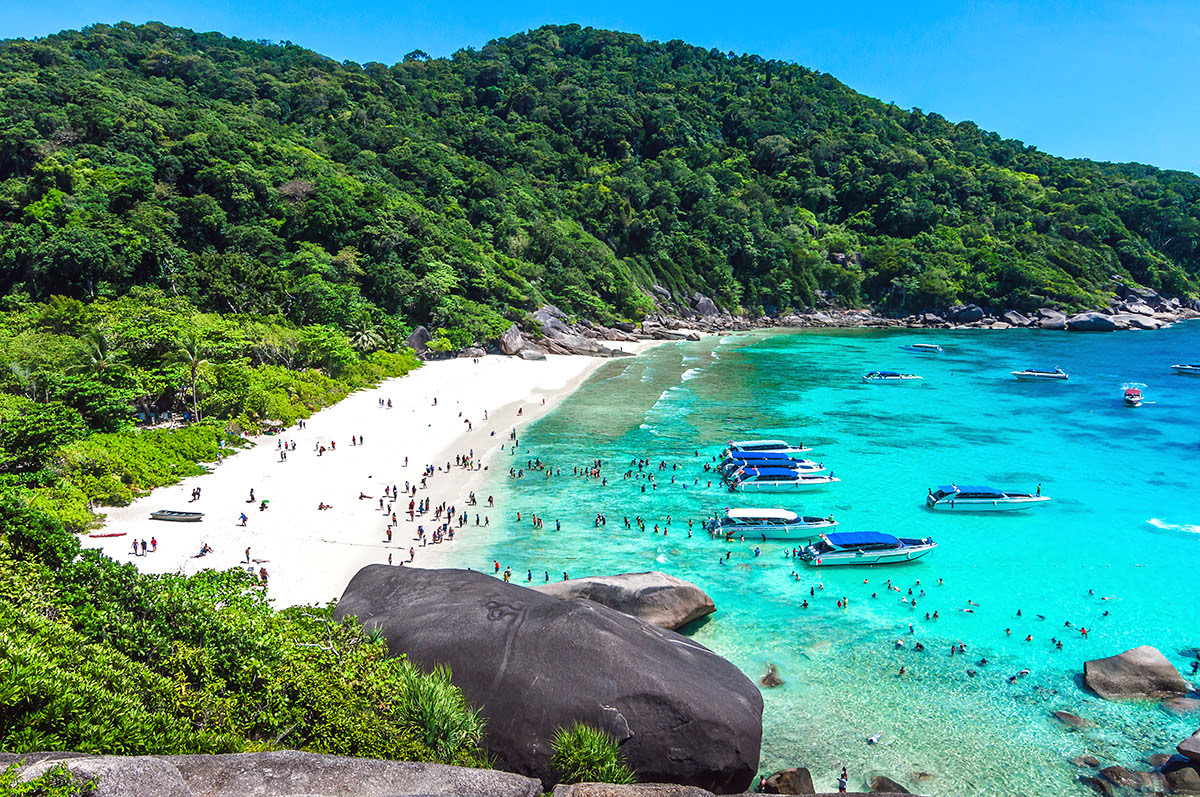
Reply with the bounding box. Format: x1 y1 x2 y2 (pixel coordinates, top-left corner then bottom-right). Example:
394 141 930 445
868 774 911 793
1037 308 1068 330
496 323 526 355
1083 645 1189 699
0 751 543 797
406 325 432 353
1179 730 1200 761
1066 312 1118 332
334 566 763 793
532 571 715 631
1052 710 1092 730
760 766 816 794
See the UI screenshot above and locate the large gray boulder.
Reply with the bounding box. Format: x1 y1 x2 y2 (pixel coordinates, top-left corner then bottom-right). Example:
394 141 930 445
1067 312 1117 332
3 751 542 797
532 572 715 631
497 324 526 355
1179 730 1200 761
949 304 985 323
761 766 816 794
1037 308 1068 330
1002 310 1032 327
1083 645 1189 699
406 325 432 353
692 293 720 318
334 567 763 793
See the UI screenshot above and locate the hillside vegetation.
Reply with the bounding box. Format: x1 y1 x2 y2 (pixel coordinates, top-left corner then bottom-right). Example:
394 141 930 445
1 21 1198 339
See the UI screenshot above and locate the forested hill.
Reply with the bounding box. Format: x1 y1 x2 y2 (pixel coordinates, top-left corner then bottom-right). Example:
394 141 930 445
2 22 1200 340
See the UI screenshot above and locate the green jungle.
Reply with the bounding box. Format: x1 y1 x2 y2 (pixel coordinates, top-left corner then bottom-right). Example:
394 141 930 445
2 20 1199 773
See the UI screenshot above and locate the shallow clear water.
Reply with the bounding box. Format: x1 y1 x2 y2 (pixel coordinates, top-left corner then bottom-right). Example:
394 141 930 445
457 325 1200 795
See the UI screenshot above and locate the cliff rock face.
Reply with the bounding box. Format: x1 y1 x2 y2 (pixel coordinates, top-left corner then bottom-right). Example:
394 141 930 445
334 566 763 793
533 571 716 631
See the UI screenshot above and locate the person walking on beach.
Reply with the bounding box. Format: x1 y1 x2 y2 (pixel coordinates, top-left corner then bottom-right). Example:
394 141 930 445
259 567 268 584
150 537 157 552
245 547 251 563
239 513 248 527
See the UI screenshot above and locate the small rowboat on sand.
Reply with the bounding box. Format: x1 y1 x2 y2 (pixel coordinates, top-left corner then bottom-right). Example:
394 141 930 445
88 532 127 538
150 510 204 522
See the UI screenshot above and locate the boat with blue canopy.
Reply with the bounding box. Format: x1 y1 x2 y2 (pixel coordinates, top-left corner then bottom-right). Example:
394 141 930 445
728 466 839 492
723 439 813 458
926 484 1049 511
798 531 937 566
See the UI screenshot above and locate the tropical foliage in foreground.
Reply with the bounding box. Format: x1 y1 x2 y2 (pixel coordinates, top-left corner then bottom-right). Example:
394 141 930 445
0 21 1198 334
551 722 636 785
0 495 486 764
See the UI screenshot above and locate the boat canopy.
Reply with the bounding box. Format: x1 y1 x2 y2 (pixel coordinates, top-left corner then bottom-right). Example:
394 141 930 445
726 508 799 521
874 371 901 377
937 485 1002 496
825 531 898 546
726 450 792 461
728 439 790 450
740 467 804 478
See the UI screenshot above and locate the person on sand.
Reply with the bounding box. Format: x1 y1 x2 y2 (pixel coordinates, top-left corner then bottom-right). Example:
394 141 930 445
150 537 157 552
245 547 251 563
239 513 248 526
248 488 255 502
259 566 268 584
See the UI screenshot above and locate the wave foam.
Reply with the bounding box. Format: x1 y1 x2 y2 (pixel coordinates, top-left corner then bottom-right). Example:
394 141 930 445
1147 518 1200 534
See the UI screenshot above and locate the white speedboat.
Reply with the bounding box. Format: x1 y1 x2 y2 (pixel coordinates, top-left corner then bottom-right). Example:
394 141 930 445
719 457 825 477
900 343 943 354
728 467 840 492
1012 367 1068 381
799 532 937 566
926 485 1049 511
724 439 813 457
1171 364 1200 375
862 371 922 384
705 508 838 541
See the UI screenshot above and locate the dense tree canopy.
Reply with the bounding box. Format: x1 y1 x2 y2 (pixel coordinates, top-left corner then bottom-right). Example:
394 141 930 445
0 21 1196 330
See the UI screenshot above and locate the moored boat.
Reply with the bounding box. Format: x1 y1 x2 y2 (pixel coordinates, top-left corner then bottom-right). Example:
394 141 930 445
728 467 840 492
900 343 944 353
150 509 204 522
862 371 922 384
1012 367 1068 381
1171 364 1200 375
704 508 838 541
723 439 813 457
925 485 1049 511
799 532 937 566
719 456 825 477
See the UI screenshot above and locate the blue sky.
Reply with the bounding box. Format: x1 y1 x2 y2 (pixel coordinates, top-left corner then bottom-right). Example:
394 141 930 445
4 0 1198 174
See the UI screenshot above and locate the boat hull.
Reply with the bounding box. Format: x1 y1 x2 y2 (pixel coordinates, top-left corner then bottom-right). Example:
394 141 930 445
732 479 838 492
1171 365 1200 375
150 511 204 522
1012 373 1068 381
926 497 1048 511
803 545 937 566
715 521 838 542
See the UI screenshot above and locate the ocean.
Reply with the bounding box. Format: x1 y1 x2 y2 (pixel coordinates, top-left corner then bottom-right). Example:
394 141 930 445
452 324 1200 795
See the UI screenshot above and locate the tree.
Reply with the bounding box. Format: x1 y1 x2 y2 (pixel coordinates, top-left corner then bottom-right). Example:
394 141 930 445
70 333 129 382
164 333 208 421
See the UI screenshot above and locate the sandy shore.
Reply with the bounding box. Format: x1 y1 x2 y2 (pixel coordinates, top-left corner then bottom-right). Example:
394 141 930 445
82 341 667 607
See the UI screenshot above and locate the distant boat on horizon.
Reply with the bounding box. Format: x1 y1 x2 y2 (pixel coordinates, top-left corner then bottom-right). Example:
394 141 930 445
862 371 922 384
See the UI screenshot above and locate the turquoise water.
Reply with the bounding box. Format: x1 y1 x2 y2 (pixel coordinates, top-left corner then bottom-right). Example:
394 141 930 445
457 326 1200 795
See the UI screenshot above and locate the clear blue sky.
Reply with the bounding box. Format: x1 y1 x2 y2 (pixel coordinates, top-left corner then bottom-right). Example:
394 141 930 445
4 0 1198 174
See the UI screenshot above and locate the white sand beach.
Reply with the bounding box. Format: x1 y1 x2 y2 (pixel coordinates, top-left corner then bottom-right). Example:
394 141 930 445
82 341 667 607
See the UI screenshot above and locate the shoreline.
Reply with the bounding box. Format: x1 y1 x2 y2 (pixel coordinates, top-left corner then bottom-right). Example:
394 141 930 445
81 338 670 607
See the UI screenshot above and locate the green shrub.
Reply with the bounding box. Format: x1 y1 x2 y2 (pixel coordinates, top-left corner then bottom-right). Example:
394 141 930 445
550 722 636 785
0 762 98 797
392 662 488 766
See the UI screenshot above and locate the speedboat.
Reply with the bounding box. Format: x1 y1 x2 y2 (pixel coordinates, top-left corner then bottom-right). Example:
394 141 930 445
724 439 813 457
798 532 937 566
1170 364 1200 375
926 485 1049 511
900 343 943 354
862 371 922 384
705 508 838 541
1123 386 1143 407
150 510 204 522
728 467 840 492
1012 367 1068 381
719 456 825 477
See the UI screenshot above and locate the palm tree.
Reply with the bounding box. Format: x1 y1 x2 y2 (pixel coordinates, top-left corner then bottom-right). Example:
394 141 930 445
71 332 129 380
348 321 384 353
165 332 208 422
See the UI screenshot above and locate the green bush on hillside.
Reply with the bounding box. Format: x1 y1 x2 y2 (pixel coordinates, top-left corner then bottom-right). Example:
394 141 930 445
550 722 636 785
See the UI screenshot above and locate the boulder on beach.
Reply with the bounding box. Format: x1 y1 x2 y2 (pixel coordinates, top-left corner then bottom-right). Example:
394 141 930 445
406 325 432 353
334 567 763 794
518 348 547 360
1083 645 1189 699
532 571 715 631
1037 308 1067 329
1 751 543 797
1002 310 1032 327
759 766 815 794
868 773 911 793
496 323 526 355
1066 312 1117 332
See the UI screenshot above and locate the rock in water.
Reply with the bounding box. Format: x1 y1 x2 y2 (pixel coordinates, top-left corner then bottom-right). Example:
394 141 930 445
760 766 815 794
759 664 783 688
1179 730 1200 761
1052 710 1093 730
334 567 763 793
1083 645 1189 699
868 773 911 793
532 571 715 631
1066 312 1117 332
1162 697 1200 715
